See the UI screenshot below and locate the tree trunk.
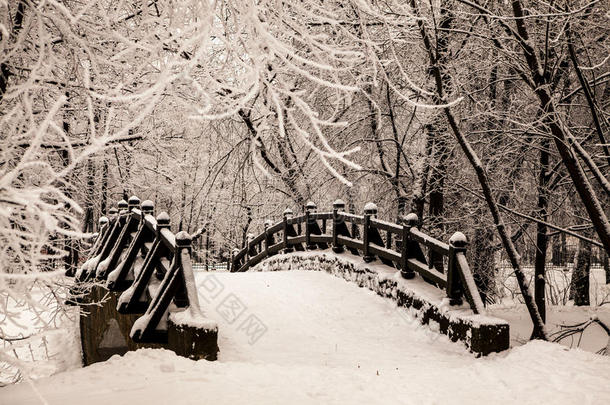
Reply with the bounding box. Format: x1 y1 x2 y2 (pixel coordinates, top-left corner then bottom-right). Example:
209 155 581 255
0 1 26 103
100 157 109 218
602 253 610 284
470 227 496 304
534 140 550 322
82 158 96 233
571 237 591 306
561 232 567 266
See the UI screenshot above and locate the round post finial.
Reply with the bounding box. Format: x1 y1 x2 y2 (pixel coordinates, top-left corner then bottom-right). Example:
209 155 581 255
117 199 128 210
333 199 346 210
449 232 468 248
128 196 140 209
283 208 293 218
363 202 378 216
156 211 171 226
175 231 192 247
264 219 273 229
141 200 154 215
305 201 317 212
108 207 118 215
99 216 109 225
403 213 419 227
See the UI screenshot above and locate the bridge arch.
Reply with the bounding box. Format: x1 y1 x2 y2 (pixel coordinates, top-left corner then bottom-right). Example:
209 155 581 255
70 198 509 364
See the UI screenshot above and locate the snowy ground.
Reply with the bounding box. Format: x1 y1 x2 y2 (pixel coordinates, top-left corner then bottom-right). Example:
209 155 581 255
492 265 610 352
0 288 81 386
490 304 610 352
2 271 610 404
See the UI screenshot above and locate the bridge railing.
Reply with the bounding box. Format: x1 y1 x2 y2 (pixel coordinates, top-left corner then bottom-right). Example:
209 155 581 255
231 200 485 314
71 196 203 343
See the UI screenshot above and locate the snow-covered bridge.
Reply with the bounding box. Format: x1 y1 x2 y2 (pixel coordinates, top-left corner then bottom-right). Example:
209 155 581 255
67 196 512 366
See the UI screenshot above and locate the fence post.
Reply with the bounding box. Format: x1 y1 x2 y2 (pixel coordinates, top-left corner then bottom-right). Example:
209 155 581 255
264 219 273 256
363 202 377 263
283 208 294 253
305 201 316 250
174 231 192 307
247 233 255 262
155 212 171 278
98 216 109 232
108 207 118 224
118 199 128 216
447 232 467 305
128 195 141 213
91 216 109 253
400 213 418 279
231 248 240 272
332 199 345 253
141 200 154 217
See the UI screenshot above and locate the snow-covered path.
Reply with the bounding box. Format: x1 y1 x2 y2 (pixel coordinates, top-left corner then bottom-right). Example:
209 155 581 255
3 271 610 404
206 271 467 369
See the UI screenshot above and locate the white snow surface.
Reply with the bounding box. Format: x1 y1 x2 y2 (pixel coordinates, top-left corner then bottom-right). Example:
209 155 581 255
3 271 610 404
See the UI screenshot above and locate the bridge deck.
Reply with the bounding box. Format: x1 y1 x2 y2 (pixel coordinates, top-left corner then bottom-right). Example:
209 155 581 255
199 270 466 369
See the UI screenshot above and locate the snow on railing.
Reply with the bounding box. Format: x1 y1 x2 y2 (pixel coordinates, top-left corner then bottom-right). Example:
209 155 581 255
231 200 485 314
69 197 202 343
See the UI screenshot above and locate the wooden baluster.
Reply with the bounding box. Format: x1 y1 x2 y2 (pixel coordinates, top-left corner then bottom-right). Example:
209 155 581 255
332 199 345 253
297 209 302 235
447 232 467 305
128 195 140 213
118 199 128 212
231 248 240 272
246 233 255 265
264 219 273 256
283 208 294 253
141 200 154 217
173 231 192 308
91 216 109 256
400 213 418 279
362 202 377 263
305 201 316 250
98 216 109 234
154 212 171 279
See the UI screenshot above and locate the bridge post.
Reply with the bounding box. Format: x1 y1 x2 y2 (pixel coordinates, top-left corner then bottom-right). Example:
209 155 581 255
118 199 128 217
246 233 256 265
400 213 418 279
91 216 109 256
141 200 154 217
362 203 377 263
283 208 294 253
98 215 109 232
173 231 192 307
128 195 141 212
264 220 273 256
332 199 345 253
155 212 171 279
447 232 467 306
305 201 316 250
230 248 240 272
